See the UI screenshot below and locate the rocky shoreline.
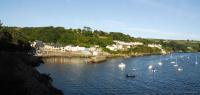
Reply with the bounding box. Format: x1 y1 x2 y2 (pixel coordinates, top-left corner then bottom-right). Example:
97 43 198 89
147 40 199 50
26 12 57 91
37 52 164 64
0 51 63 95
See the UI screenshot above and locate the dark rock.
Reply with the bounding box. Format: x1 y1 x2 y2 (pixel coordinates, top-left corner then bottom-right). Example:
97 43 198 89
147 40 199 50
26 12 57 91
0 52 63 95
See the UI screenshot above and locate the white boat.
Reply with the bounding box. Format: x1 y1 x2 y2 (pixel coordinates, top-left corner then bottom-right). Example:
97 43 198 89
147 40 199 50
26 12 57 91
148 65 156 72
148 65 153 69
158 62 163 66
170 54 176 64
171 61 176 64
173 64 178 67
195 55 198 65
173 57 178 67
118 63 126 68
178 67 183 71
132 68 137 71
158 55 163 66
195 61 198 65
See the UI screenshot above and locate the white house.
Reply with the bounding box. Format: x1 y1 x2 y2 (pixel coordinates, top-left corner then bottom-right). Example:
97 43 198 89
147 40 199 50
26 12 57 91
42 44 60 51
106 44 123 51
64 45 86 52
148 44 167 54
92 51 98 56
106 40 144 51
31 40 44 49
114 40 132 46
43 44 54 49
64 46 72 51
114 40 143 46
59 47 66 52
132 42 143 46
148 44 162 48
106 45 116 51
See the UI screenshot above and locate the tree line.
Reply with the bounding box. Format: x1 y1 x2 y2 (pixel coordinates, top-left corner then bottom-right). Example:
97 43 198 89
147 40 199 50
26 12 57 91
0 20 200 52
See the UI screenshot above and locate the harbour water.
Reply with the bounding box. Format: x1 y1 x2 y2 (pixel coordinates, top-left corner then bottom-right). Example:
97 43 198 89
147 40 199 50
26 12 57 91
37 53 200 95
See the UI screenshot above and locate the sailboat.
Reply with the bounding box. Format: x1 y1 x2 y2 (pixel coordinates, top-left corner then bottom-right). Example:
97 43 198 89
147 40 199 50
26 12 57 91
148 65 153 69
158 55 163 66
173 57 178 67
152 68 156 72
118 62 126 68
173 64 178 67
177 67 183 72
171 61 176 64
132 68 137 71
118 62 126 71
170 54 176 64
148 65 156 72
195 55 198 65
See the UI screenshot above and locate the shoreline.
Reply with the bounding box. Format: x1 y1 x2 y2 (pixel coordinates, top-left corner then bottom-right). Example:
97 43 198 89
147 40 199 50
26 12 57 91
36 52 165 64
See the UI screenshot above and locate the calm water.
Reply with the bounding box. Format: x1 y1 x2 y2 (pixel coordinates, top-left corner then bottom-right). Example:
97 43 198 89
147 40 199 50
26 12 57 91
37 53 200 95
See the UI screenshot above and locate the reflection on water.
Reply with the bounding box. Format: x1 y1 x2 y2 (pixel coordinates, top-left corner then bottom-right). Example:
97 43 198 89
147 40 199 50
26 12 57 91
37 53 200 95
42 57 87 64
118 66 126 71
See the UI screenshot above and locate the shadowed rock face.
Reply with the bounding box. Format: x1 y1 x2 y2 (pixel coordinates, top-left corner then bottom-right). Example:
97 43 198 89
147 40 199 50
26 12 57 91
0 31 63 95
0 52 63 95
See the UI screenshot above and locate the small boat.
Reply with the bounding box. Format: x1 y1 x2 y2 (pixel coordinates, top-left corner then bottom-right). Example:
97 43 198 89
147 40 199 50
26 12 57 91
195 61 198 65
118 63 126 68
148 65 153 69
171 61 175 64
158 55 163 66
126 74 136 78
173 57 178 67
132 68 137 71
195 56 198 65
178 67 183 72
148 65 156 72
158 62 163 66
173 64 178 67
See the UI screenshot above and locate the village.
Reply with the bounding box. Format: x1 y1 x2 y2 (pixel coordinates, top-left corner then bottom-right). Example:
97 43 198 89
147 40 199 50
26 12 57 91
31 40 167 58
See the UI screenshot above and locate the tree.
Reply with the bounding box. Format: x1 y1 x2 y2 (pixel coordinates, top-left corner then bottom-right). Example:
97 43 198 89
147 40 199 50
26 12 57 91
83 26 92 32
0 31 13 42
0 20 2 30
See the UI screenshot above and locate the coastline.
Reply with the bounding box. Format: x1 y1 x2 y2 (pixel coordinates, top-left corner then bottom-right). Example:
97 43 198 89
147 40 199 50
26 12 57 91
36 52 165 64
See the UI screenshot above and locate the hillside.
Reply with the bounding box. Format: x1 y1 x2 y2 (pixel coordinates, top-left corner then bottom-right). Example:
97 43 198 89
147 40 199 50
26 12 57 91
0 26 63 95
2 26 200 53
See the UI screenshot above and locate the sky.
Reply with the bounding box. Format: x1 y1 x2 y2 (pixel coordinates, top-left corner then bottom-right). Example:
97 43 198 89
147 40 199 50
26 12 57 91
0 0 200 40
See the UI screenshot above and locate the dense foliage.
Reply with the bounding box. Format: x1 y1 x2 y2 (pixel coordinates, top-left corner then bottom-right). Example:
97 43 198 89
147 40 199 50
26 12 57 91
1 26 118 47
0 21 63 95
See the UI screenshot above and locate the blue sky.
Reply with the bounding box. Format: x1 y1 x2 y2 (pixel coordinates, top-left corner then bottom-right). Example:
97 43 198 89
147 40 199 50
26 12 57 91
0 0 200 40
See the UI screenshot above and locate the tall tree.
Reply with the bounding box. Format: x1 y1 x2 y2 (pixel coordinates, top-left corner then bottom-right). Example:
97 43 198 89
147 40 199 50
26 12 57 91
0 20 3 30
